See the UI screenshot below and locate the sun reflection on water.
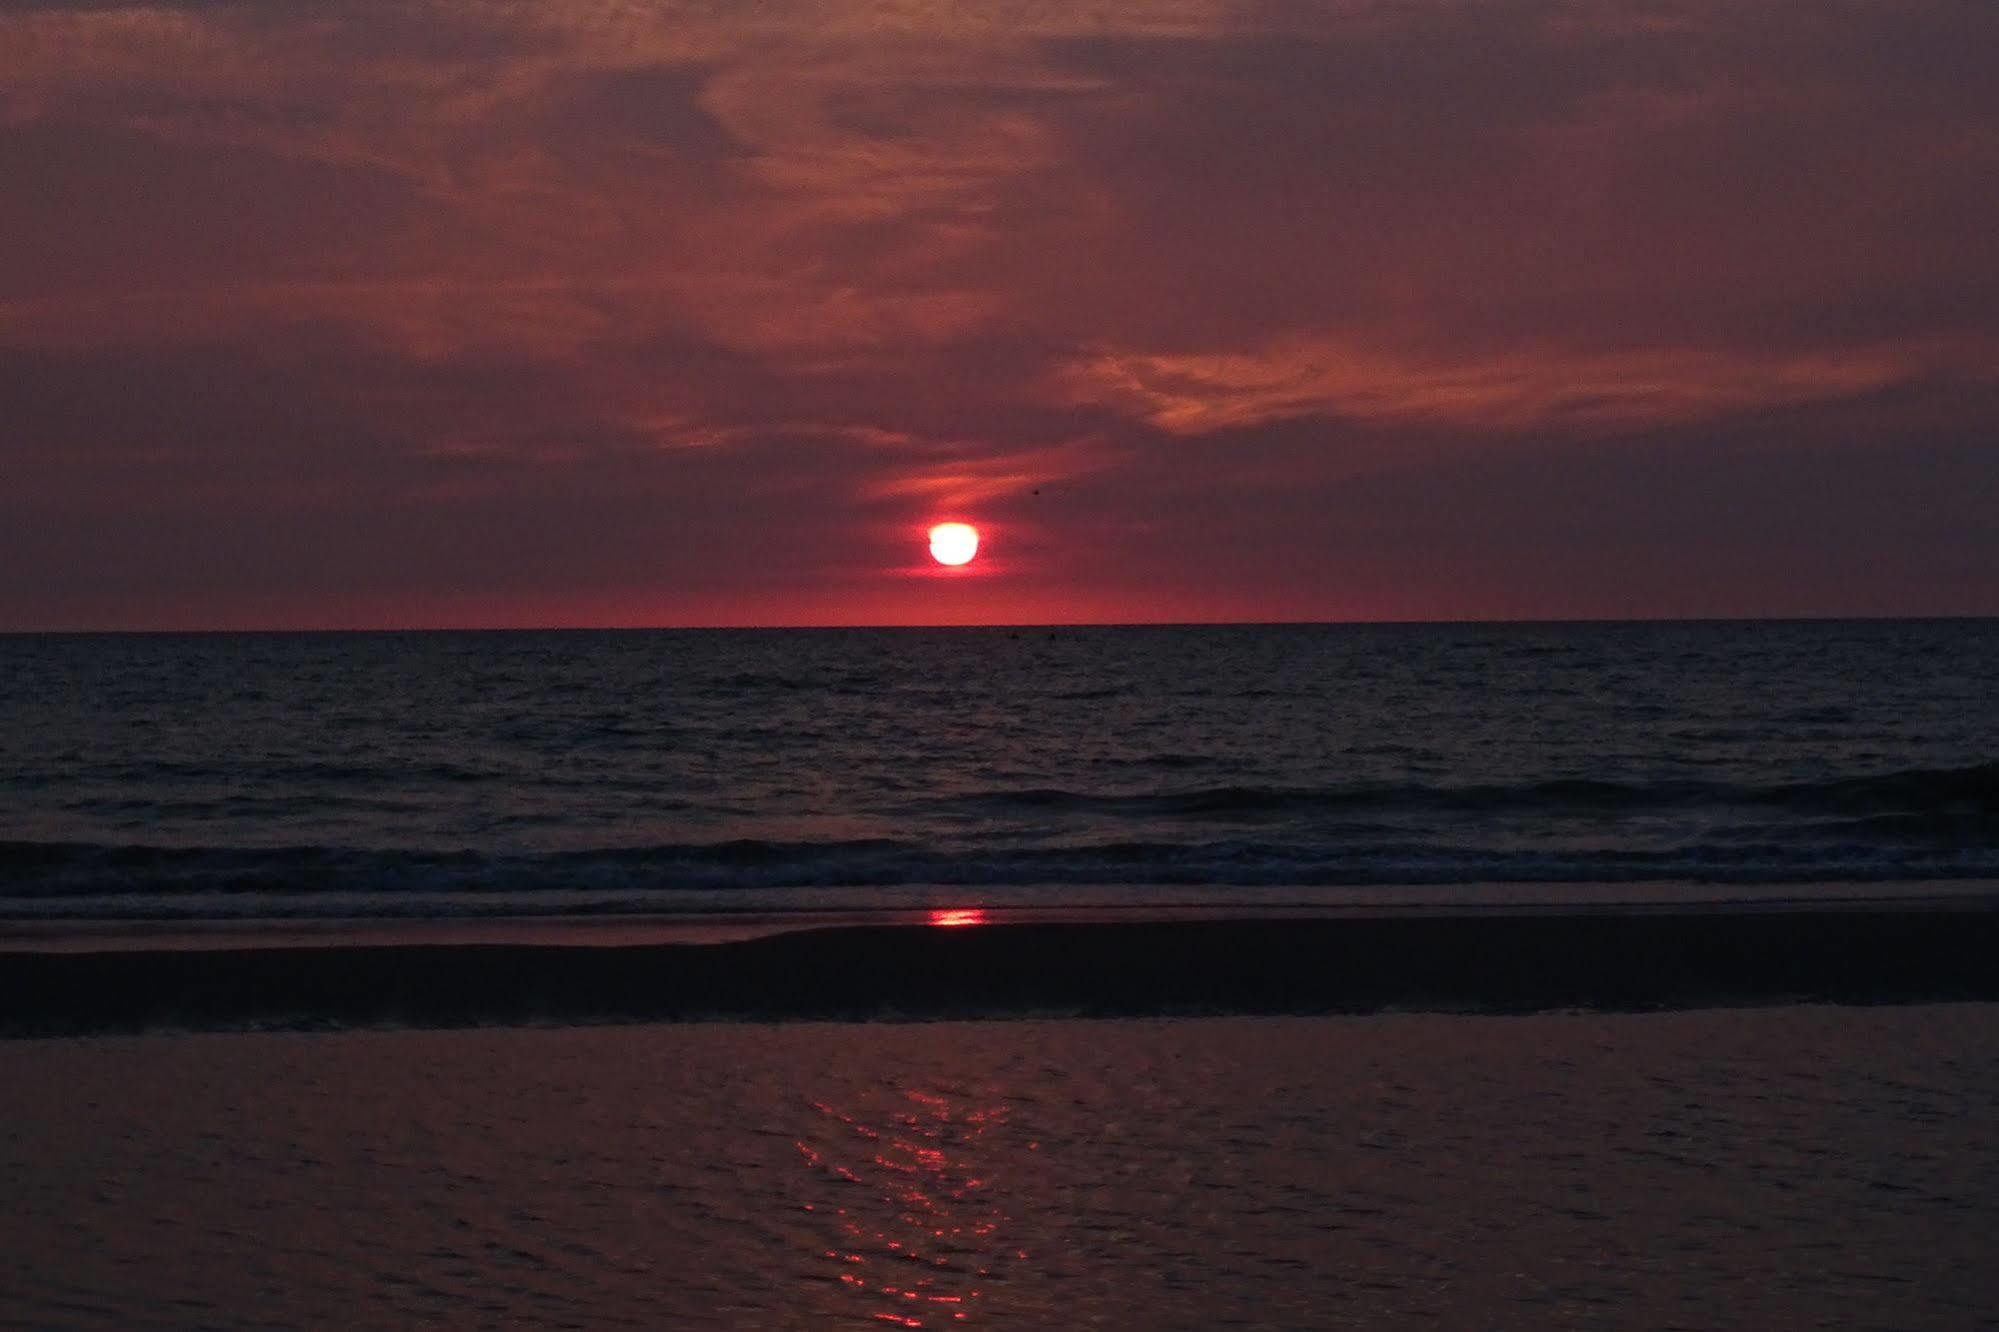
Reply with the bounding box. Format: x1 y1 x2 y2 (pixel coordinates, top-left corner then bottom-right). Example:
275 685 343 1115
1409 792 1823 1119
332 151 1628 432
793 1082 1024 1325
926 908 989 928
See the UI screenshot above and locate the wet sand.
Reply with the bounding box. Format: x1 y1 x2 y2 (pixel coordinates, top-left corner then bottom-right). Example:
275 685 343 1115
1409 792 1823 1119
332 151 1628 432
5 900 1998 1034
3 1006 1996 1328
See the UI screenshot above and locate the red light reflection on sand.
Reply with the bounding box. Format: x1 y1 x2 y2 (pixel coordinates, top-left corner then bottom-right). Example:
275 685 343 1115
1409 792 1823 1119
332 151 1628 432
792 1084 1019 1325
926 908 989 928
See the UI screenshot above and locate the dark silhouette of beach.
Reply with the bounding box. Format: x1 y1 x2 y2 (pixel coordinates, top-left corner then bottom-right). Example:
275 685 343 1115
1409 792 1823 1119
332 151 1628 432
6 898 1995 1035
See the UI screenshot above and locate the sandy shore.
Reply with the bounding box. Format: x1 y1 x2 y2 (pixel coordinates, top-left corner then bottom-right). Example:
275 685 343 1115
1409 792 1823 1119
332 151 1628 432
5 900 1998 1034
3 1006 1995 1328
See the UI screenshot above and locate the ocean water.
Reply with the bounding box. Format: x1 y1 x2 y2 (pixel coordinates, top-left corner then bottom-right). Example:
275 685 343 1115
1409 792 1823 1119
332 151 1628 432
6 1009 1998 1328
1 620 1994 924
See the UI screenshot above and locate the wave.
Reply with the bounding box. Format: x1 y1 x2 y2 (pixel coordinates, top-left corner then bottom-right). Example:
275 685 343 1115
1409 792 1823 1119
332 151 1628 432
1793 762 1999 812
9 758 503 787
4 762 1993 918
920 762 1999 820
4 833 1997 917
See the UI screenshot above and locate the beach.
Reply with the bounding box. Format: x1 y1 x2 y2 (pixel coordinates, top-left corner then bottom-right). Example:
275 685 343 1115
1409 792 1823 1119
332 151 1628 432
5 898 1997 1034
5 903 1998 1327
4 624 1996 1325
7 0 1998 1312
5 1004 1996 1328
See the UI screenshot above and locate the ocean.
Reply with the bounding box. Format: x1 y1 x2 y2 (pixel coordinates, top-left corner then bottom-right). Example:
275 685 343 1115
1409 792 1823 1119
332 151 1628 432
3 618 1994 927
7 623 1999 1330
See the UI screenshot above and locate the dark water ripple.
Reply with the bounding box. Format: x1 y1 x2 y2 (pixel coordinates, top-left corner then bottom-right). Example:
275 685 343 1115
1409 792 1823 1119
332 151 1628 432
1 620 1995 918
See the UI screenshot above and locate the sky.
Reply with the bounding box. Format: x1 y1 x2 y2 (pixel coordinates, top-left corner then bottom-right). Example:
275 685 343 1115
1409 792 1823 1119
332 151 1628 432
3 0 1996 629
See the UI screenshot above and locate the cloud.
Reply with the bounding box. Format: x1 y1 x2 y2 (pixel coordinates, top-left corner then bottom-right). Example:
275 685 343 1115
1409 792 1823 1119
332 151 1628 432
2 0 1996 624
1062 337 1999 434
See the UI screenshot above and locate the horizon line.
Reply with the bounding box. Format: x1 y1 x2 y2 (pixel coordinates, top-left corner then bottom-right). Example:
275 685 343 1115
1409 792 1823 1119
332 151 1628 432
3 611 1994 636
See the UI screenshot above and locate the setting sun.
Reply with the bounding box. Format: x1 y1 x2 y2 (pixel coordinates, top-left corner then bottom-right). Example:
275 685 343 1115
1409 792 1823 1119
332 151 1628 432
928 522 980 566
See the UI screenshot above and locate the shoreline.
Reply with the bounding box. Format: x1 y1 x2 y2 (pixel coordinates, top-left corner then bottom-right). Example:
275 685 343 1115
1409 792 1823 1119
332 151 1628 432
5 895 1996 1035
4 877 1992 952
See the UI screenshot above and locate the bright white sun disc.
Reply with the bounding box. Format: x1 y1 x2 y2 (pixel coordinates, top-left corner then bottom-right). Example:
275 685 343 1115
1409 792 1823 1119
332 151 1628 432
928 522 979 566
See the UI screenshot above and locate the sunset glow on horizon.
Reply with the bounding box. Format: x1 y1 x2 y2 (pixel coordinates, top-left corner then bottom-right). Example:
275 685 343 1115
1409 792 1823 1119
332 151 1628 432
2 1 1996 630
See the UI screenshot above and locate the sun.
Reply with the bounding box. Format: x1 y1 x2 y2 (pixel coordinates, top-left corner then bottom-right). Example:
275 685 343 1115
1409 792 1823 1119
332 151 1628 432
927 522 980 566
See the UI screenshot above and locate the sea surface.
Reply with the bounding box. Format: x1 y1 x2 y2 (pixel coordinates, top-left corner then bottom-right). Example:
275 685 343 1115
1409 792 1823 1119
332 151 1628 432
1 620 1994 925
5 1008 1997 1328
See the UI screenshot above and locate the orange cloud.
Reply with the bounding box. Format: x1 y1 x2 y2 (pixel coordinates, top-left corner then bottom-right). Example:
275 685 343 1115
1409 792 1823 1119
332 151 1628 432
1062 338 1999 434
